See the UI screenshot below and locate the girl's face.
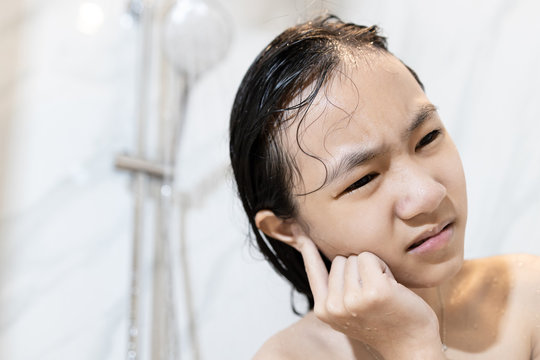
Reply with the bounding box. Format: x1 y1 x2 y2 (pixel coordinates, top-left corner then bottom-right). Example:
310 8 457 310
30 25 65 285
286 53 467 288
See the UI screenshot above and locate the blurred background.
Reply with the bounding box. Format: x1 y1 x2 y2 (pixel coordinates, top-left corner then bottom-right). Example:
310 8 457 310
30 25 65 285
1 0 540 359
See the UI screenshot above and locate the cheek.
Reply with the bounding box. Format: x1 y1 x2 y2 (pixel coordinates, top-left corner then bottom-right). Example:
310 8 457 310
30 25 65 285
442 150 468 210
303 201 393 260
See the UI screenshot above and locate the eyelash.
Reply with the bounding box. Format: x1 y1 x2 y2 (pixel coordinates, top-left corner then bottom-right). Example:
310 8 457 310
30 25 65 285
344 173 378 194
415 129 441 151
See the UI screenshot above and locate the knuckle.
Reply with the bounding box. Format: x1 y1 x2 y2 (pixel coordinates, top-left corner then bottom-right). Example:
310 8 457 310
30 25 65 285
343 292 361 310
325 299 346 317
363 287 388 306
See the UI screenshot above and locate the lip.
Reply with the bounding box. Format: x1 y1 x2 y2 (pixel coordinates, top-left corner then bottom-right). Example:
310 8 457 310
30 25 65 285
406 220 454 254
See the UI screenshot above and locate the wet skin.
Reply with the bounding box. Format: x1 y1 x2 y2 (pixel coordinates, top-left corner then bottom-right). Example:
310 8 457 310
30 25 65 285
254 52 540 359
284 52 467 289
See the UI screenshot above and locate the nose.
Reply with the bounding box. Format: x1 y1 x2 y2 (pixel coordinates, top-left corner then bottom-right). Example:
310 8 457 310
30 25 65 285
393 163 446 220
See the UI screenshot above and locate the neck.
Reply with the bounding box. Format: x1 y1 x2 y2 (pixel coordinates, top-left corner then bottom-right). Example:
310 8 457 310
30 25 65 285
411 285 441 307
410 261 464 310
411 282 450 351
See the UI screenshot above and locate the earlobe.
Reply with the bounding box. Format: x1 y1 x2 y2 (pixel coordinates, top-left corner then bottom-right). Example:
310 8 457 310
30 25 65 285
255 210 299 249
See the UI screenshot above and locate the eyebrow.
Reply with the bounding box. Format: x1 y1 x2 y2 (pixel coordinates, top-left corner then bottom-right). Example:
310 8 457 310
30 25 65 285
326 103 438 185
405 103 438 138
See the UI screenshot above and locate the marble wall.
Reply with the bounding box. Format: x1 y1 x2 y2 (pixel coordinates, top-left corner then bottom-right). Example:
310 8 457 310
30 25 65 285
1 0 540 359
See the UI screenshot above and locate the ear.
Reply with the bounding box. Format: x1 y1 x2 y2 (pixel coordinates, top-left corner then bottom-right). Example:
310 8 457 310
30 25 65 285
255 210 301 251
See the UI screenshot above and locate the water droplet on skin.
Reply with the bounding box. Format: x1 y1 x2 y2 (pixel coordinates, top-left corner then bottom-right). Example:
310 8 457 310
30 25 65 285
517 261 524 268
345 321 351 326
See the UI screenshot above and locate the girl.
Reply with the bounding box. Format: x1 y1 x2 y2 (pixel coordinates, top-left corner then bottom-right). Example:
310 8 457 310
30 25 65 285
229 15 540 359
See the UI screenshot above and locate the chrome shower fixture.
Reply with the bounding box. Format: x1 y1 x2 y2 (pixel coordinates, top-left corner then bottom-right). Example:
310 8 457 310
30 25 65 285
116 0 232 359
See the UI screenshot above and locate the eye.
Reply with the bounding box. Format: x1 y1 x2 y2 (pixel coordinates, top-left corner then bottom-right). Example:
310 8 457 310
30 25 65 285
415 129 441 151
344 173 379 194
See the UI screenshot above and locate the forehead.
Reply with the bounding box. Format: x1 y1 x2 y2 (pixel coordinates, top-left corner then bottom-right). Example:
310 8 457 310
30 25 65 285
281 52 428 192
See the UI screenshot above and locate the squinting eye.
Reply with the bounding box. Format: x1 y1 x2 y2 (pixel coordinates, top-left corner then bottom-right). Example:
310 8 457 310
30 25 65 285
415 129 441 151
344 173 378 194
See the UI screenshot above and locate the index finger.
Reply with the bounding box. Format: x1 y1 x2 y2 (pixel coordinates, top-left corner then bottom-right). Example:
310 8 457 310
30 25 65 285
293 228 329 304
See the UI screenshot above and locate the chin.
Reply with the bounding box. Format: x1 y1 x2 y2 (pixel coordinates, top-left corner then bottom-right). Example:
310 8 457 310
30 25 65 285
396 253 465 289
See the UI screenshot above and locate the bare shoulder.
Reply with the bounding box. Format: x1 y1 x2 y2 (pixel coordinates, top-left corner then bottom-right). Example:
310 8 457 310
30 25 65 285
504 253 540 276
499 254 540 298
477 253 540 281
252 333 292 360
252 313 317 360
449 254 540 313
493 254 540 358
462 253 540 279
440 254 540 358
251 322 305 360
252 312 358 360
460 253 540 306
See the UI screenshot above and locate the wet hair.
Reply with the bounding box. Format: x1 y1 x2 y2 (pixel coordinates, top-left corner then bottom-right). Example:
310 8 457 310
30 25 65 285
229 15 424 313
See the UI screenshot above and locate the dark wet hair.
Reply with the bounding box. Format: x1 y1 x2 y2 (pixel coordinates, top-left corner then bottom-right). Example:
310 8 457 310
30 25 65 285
229 15 423 313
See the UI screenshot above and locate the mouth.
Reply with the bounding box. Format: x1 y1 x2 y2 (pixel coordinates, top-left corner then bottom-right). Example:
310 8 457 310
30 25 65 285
407 222 453 252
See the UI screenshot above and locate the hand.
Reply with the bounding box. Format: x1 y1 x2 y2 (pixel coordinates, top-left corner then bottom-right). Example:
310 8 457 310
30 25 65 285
293 226 446 360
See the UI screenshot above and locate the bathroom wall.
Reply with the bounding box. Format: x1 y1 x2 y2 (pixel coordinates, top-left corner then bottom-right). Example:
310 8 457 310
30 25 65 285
1 0 540 359
0 0 136 359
